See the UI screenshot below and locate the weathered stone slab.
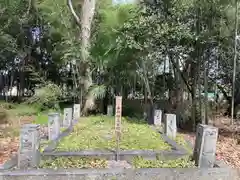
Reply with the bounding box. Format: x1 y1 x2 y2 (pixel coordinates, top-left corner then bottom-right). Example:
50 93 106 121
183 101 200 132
154 109 162 126
18 124 40 169
107 105 113 116
48 113 60 141
193 124 218 168
73 104 81 120
63 108 72 128
164 114 177 139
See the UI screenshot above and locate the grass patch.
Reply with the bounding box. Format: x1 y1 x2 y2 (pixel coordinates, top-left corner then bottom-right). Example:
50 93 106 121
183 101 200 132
40 139 50 153
7 104 39 116
133 156 195 168
57 116 171 151
39 157 107 169
33 114 48 125
60 127 66 132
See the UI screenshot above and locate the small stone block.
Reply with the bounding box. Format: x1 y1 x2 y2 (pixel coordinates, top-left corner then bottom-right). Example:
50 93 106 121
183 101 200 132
107 105 113 116
18 124 40 169
193 124 218 168
63 108 72 128
73 104 81 120
164 114 177 139
154 109 162 126
48 113 60 141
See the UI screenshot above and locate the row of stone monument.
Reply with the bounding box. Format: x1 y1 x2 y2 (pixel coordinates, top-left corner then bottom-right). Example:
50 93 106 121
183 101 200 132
17 104 81 169
151 109 219 168
107 106 176 139
108 106 219 168
17 104 219 169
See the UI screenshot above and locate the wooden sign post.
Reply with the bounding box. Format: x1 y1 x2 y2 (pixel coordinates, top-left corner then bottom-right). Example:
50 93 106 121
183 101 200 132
115 96 122 161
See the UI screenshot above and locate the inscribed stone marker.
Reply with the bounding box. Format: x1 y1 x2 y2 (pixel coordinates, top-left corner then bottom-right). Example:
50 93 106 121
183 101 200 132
18 124 40 169
48 113 60 141
73 104 81 120
107 105 113 116
164 114 177 139
193 124 218 168
154 109 162 126
63 108 72 128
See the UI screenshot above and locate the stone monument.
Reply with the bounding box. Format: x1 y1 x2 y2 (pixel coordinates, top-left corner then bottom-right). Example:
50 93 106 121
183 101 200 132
193 124 218 168
18 124 40 169
73 104 81 121
164 113 177 139
107 105 113 116
48 113 60 141
154 109 162 126
63 108 72 128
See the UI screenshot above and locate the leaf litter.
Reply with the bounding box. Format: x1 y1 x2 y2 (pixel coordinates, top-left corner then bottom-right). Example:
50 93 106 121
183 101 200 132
181 116 240 168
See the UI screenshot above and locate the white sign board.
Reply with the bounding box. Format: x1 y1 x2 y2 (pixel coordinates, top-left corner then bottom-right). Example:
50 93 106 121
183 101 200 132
115 96 122 133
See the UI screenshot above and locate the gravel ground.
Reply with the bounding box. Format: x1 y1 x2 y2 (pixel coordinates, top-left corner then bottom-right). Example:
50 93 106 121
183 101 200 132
107 160 132 169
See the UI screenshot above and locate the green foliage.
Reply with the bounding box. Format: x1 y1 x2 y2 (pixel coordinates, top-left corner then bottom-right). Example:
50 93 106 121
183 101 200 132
26 82 63 111
89 85 107 100
133 156 195 168
1 0 240 126
39 157 107 169
57 116 171 151
122 102 143 118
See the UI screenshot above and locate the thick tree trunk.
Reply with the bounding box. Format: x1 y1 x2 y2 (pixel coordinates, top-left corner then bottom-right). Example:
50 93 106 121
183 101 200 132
67 0 96 115
82 67 95 115
81 0 96 115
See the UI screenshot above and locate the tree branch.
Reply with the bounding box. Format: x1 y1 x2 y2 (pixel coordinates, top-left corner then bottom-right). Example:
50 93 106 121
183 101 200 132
67 0 81 27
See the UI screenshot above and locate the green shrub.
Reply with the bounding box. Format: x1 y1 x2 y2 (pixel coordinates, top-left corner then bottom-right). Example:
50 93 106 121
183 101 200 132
26 82 62 111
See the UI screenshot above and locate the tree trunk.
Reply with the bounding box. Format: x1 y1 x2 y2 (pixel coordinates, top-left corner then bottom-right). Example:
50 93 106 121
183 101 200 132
82 67 95 115
175 57 181 127
231 0 239 124
203 58 209 124
81 0 96 115
67 0 96 115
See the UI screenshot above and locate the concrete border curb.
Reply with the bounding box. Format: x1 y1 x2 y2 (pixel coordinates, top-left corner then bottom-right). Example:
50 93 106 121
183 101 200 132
42 150 187 161
43 126 73 153
0 168 239 180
